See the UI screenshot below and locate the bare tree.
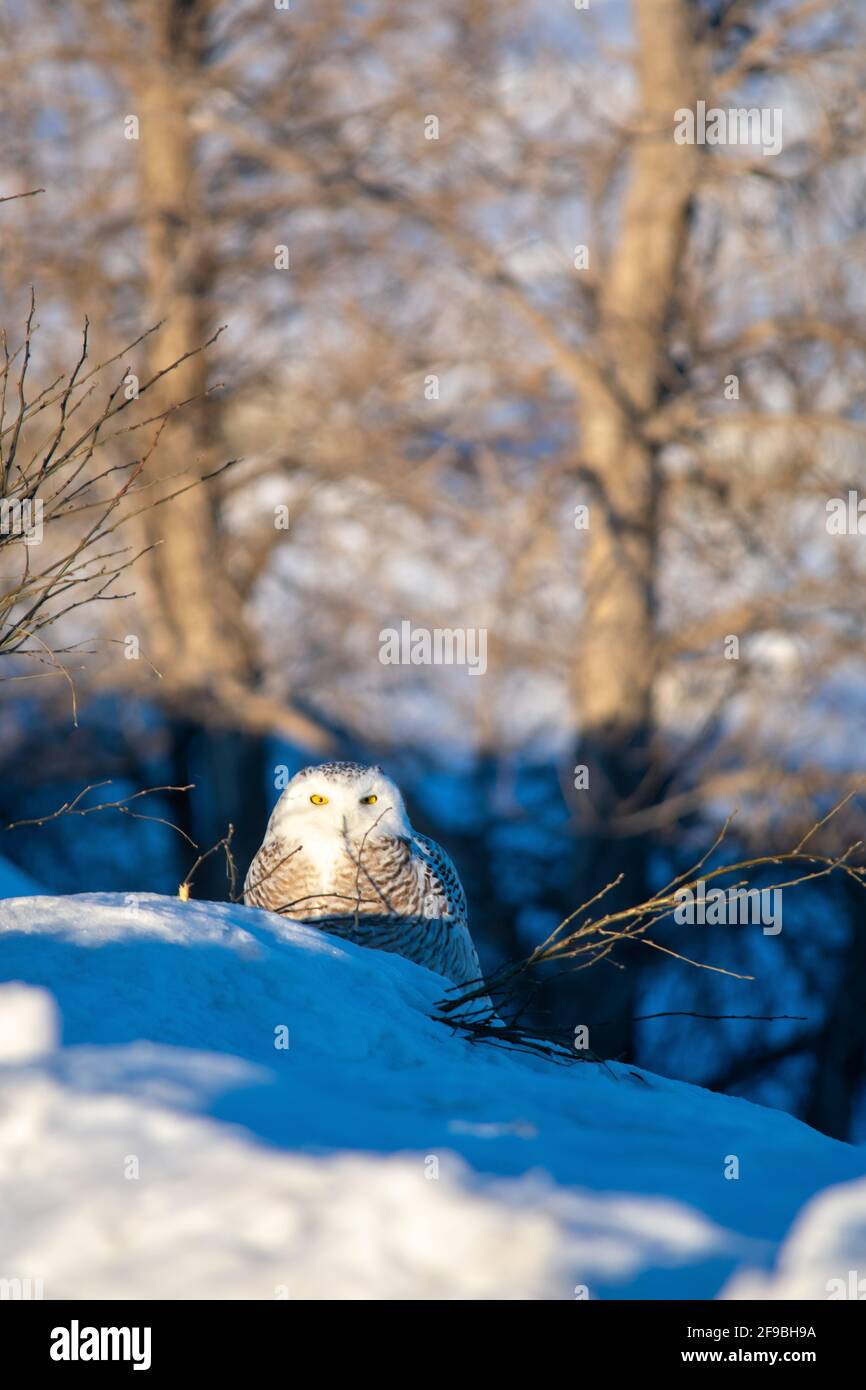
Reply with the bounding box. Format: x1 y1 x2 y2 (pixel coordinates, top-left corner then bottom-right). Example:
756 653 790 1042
0 299 231 700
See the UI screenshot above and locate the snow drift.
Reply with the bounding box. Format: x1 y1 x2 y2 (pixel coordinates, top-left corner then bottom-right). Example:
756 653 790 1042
0 892 864 1299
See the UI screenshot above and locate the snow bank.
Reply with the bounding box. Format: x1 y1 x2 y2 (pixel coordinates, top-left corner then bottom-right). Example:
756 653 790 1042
0 982 57 1061
0 893 863 1299
723 1175 866 1300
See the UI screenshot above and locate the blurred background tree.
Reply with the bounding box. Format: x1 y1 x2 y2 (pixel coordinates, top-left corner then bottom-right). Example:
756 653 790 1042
1 0 865 1136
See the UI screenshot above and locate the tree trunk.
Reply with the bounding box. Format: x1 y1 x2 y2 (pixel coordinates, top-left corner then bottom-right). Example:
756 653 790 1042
169 719 269 901
132 1 267 882
564 0 700 1058
803 877 866 1140
133 0 253 694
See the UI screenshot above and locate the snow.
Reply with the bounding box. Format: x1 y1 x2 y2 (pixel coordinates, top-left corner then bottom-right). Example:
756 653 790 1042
0 983 57 1061
723 1176 866 1301
0 891 864 1300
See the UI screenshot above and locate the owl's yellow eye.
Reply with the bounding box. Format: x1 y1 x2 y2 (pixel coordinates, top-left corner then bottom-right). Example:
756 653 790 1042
309 793 329 805
360 794 378 805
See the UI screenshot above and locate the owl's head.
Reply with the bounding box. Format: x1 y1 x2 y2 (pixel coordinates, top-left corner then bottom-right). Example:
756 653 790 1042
265 762 412 843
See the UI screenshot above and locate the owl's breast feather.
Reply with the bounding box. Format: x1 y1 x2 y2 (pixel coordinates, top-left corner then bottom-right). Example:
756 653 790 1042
296 833 346 892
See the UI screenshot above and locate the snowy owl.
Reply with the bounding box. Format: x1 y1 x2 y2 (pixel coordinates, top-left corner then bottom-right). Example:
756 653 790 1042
244 762 486 989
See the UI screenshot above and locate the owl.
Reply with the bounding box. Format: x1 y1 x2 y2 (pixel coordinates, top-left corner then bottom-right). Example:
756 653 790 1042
244 762 486 991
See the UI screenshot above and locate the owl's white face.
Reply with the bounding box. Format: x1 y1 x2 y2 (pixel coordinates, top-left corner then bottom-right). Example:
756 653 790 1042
265 763 412 845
